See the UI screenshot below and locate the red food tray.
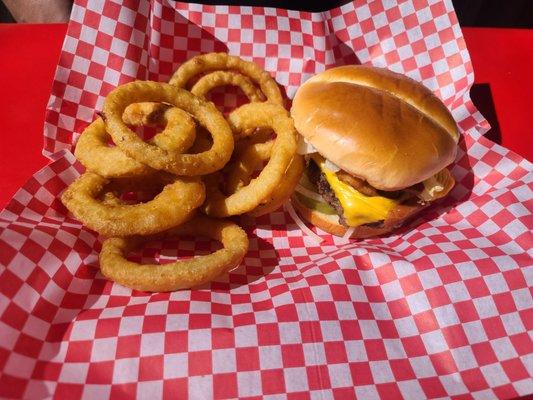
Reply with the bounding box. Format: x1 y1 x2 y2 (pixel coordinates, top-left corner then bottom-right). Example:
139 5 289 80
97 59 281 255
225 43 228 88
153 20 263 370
0 1 531 399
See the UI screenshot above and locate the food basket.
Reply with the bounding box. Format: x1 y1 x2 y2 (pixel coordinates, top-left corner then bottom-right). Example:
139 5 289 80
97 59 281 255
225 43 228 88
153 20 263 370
0 1 531 398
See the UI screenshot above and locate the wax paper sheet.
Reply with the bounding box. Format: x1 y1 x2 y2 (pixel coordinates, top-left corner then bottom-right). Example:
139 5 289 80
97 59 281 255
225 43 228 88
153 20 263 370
1 0 532 398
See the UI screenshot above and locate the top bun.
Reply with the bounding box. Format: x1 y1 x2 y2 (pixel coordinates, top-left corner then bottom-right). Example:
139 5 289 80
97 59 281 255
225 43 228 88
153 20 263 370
291 65 459 190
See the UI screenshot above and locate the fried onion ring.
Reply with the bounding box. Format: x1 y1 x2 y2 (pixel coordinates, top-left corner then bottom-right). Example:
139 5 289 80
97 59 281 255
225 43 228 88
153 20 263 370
75 104 198 177
74 119 152 178
225 141 274 194
248 155 305 217
99 174 171 206
225 140 305 217
203 102 297 217
103 81 233 176
191 70 265 102
188 127 214 154
169 53 283 105
233 127 274 155
99 215 249 292
61 172 205 236
122 102 196 153
121 102 170 127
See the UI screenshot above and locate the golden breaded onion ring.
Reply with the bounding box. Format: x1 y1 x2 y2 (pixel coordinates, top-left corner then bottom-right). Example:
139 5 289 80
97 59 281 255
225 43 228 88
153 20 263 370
121 101 169 126
203 102 297 217
225 140 274 194
61 172 205 237
76 106 196 178
102 81 234 176
99 174 173 206
248 155 304 217
75 118 152 178
191 70 265 102
121 102 196 153
225 140 305 217
169 52 283 105
99 215 249 292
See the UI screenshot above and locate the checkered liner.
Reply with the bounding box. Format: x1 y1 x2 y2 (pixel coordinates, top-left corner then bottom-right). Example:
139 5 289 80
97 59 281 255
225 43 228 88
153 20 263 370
1 0 532 398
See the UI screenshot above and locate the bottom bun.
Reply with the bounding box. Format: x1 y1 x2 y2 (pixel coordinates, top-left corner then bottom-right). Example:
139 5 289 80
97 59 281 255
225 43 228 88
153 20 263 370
291 194 427 239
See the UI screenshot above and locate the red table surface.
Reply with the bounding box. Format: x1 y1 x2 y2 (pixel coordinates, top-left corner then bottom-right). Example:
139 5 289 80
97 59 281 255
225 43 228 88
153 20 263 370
0 24 532 210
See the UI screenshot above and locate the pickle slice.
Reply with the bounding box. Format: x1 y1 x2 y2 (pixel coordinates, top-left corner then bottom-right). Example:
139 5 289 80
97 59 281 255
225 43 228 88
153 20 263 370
294 192 337 215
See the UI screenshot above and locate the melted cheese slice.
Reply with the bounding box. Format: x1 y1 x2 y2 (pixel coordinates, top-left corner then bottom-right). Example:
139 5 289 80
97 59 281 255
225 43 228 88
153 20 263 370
312 155 399 227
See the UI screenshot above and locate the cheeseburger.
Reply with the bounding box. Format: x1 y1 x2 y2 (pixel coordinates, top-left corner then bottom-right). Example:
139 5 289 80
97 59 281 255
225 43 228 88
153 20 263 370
290 65 459 239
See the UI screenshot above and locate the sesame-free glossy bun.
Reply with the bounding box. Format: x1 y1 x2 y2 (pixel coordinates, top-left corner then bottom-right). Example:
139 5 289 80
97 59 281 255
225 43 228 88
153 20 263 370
291 65 459 190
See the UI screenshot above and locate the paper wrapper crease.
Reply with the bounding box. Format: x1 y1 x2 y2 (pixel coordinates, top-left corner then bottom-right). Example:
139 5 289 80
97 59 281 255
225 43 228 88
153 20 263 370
0 0 532 399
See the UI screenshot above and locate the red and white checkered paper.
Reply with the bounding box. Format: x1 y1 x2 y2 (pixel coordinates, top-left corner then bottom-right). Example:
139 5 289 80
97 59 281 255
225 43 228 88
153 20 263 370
1 0 532 398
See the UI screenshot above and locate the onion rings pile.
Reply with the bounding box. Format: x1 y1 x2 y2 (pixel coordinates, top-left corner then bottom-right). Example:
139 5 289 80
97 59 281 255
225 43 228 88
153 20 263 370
62 52 302 292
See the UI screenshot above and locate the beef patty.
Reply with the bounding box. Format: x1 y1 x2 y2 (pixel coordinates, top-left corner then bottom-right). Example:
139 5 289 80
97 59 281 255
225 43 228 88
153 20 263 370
307 160 348 225
306 159 425 228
